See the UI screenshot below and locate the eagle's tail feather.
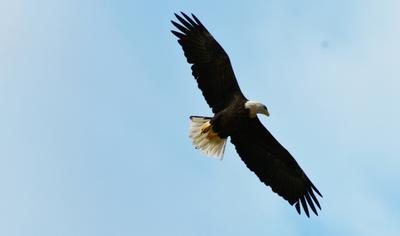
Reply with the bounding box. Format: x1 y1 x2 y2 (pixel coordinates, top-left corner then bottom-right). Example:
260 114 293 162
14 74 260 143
189 116 227 159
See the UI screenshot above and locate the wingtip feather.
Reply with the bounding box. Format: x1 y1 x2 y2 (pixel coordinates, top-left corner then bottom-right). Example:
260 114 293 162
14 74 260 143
305 193 318 216
309 190 321 210
191 13 206 30
175 13 194 29
295 201 301 215
181 12 197 26
171 30 185 38
300 196 310 217
171 20 190 34
311 183 322 197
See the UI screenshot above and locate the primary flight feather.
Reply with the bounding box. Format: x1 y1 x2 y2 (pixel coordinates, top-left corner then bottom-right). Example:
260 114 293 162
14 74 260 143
171 12 322 217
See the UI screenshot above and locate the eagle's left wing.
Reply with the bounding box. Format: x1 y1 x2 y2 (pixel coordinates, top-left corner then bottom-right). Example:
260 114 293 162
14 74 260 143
230 118 322 217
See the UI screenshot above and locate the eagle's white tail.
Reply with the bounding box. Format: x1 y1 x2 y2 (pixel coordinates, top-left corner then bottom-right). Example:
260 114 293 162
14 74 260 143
189 116 227 159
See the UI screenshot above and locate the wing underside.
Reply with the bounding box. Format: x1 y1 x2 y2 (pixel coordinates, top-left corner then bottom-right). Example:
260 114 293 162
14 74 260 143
230 118 322 217
171 12 245 113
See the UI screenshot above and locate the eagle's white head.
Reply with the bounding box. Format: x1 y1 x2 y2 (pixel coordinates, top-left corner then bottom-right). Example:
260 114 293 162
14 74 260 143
245 100 270 118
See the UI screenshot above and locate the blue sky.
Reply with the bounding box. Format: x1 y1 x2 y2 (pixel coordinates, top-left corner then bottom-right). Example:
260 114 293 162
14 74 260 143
1 0 399 235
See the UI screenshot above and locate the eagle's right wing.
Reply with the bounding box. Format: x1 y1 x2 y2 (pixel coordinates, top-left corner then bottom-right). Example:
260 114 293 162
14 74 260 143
171 13 245 113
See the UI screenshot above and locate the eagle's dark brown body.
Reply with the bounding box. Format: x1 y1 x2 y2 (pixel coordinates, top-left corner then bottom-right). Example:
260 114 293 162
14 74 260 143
211 96 249 138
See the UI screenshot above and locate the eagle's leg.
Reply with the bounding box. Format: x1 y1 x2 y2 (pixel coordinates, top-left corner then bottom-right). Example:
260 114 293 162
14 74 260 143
200 122 211 134
200 122 219 139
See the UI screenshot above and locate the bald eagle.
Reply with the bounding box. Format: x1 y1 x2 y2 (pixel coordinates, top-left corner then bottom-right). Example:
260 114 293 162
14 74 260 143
171 12 322 217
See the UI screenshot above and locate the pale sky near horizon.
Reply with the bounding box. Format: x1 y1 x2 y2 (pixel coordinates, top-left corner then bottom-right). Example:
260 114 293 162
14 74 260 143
1 0 399 235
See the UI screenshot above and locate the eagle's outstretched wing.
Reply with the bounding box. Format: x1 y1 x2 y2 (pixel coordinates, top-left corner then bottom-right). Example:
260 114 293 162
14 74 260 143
230 118 322 217
171 12 245 113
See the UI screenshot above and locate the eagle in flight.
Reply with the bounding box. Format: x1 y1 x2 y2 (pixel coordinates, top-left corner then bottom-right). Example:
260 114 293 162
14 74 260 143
171 12 322 217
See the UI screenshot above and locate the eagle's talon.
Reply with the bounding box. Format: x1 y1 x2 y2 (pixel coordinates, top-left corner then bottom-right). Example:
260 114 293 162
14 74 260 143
200 122 211 134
